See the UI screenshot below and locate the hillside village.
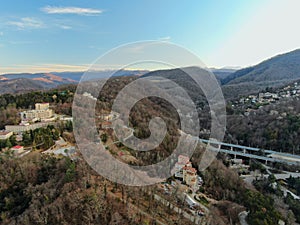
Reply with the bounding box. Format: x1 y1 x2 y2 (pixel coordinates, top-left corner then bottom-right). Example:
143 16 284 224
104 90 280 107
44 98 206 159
232 82 300 115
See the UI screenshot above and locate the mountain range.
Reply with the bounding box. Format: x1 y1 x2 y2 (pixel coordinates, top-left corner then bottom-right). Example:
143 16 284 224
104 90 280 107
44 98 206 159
1 49 300 96
0 70 147 94
219 49 300 98
0 73 77 94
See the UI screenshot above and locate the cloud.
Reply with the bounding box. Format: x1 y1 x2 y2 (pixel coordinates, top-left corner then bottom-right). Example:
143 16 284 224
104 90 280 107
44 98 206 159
41 6 103 16
8 17 44 29
158 36 171 42
0 64 89 74
58 24 72 30
9 40 34 45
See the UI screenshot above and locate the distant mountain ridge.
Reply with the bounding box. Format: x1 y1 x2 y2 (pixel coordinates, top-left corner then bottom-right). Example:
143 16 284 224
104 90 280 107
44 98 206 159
0 72 76 83
1 49 300 96
0 78 45 94
0 70 148 94
222 49 300 85
0 73 77 94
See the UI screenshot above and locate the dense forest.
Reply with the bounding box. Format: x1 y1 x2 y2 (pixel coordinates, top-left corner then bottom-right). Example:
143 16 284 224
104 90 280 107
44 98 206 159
226 98 300 154
1 76 300 224
0 145 291 225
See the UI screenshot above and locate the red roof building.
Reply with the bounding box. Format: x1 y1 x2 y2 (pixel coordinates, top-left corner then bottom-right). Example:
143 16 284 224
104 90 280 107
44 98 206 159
10 145 24 154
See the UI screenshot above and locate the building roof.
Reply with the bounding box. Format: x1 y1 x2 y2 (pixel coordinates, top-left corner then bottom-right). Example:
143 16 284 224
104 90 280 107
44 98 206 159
0 131 12 135
183 166 197 174
102 121 112 126
178 155 190 164
12 145 23 149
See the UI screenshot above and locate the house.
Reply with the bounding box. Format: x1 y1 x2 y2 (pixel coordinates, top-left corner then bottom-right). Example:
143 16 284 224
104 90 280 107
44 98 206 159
183 166 198 192
10 145 24 154
83 92 97 101
173 155 192 178
231 158 243 165
178 155 191 165
172 154 201 192
100 111 120 121
16 134 23 142
101 121 112 129
0 131 13 140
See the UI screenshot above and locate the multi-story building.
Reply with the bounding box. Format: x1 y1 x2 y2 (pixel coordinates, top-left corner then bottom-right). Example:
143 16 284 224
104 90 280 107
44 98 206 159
173 155 192 178
35 103 50 110
183 166 198 191
21 103 53 121
172 155 201 192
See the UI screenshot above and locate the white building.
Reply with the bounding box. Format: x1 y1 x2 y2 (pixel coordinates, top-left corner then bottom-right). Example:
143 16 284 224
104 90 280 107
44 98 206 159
5 122 55 133
0 131 13 140
35 103 50 110
100 111 120 121
83 92 97 101
21 103 53 121
172 155 192 178
10 145 24 154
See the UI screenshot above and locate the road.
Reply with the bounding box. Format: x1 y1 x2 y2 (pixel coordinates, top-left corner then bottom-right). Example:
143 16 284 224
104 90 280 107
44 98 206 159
17 150 31 158
238 211 249 225
242 164 300 201
241 172 300 185
185 193 209 213
281 186 300 200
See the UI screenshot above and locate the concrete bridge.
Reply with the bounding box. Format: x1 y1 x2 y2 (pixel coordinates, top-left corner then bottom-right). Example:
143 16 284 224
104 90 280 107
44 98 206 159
198 138 300 165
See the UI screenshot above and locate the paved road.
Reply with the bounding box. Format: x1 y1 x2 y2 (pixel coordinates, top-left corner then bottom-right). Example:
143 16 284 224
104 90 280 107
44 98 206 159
238 211 249 225
17 150 31 158
185 193 209 213
242 165 300 201
241 172 300 185
281 186 300 200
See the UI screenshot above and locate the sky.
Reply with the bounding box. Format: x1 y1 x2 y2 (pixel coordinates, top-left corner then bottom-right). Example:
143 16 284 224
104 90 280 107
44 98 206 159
0 0 299 74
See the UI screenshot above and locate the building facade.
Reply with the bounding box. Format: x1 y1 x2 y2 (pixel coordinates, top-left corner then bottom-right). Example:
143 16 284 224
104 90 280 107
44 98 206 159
183 166 198 191
21 103 53 121
0 131 13 140
10 145 24 154
5 122 56 133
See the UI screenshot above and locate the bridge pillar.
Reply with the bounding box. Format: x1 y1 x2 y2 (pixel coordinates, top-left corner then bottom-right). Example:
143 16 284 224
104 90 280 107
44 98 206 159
243 148 246 154
218 144 221 150
230 146 233 151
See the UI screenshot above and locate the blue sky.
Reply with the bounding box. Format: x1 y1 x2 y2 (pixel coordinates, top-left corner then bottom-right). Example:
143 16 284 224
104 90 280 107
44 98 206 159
0 0 299 74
